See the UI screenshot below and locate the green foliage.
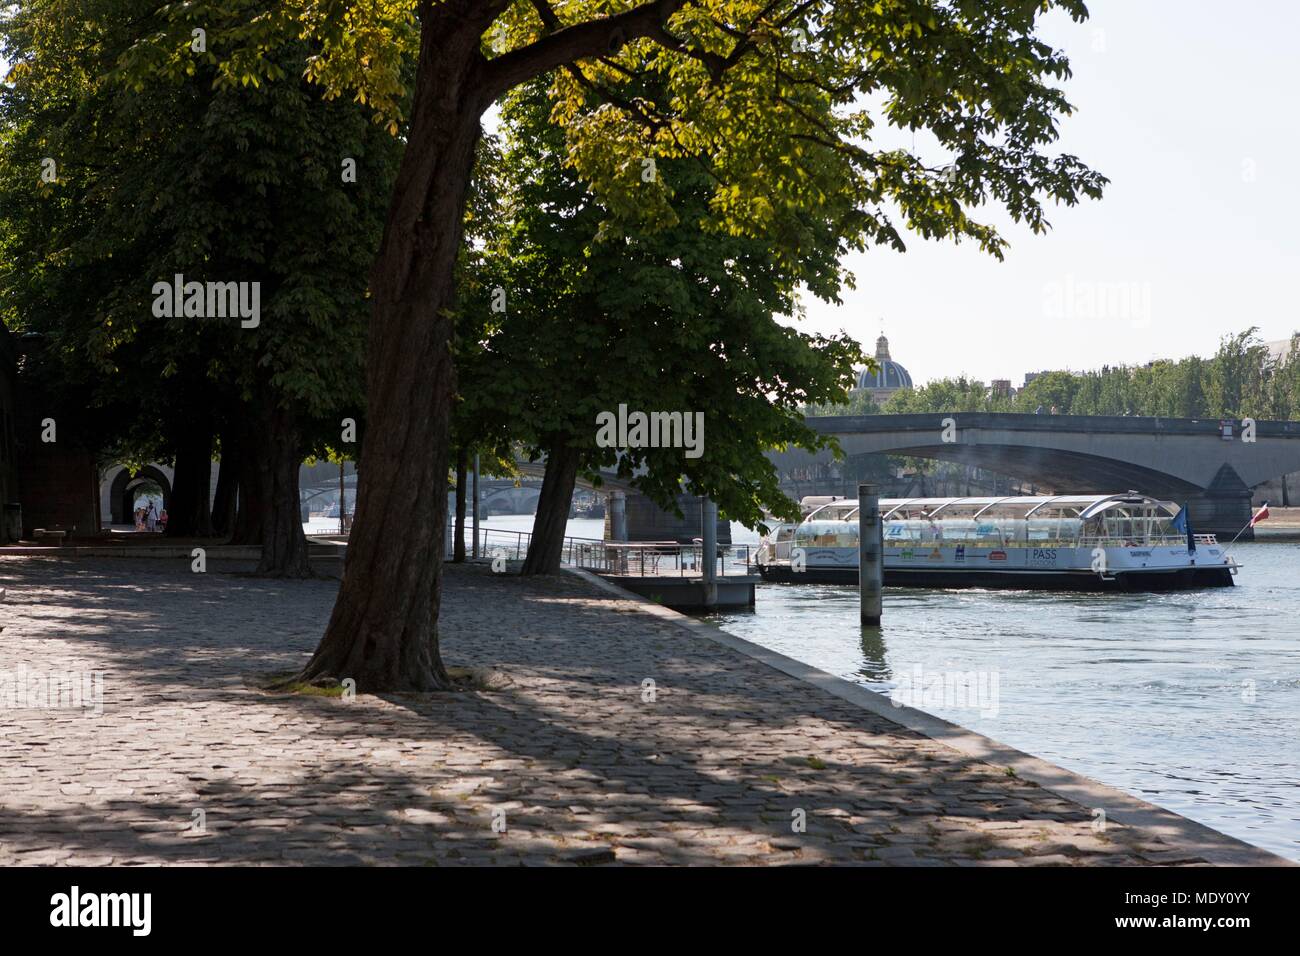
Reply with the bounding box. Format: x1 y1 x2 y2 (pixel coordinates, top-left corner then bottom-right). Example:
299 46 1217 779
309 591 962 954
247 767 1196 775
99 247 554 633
542 0 1105 273
0 0 403 460
870 329 1300 420
118 1 1105 294
461 81 863 527
1011 371 1078 415
115 0 418 132
885 375 1014 414
805 387 883 417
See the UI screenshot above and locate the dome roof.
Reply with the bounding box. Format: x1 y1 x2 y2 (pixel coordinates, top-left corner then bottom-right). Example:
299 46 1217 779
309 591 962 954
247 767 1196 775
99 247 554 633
856 335 912 391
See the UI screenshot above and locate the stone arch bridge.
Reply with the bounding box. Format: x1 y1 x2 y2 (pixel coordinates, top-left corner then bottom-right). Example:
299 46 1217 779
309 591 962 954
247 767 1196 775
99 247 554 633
770 413 1300 537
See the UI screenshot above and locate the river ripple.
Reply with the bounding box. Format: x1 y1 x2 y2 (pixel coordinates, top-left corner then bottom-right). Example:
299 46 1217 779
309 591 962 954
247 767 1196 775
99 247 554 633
709 540 1300 862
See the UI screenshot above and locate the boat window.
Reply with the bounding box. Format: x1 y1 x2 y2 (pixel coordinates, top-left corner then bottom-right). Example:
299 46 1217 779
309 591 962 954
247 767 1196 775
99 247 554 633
1027 518 1081 542
894 518 1066 545
875 499 1182 547
1065 498 1176 544
794 522 858 548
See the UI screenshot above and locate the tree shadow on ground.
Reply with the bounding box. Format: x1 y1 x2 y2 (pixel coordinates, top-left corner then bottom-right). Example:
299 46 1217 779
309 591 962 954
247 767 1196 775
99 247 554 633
0 557 1178 865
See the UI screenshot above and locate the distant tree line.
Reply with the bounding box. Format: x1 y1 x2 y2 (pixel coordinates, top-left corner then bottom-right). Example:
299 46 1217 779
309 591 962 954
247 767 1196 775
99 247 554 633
809 330 1300 420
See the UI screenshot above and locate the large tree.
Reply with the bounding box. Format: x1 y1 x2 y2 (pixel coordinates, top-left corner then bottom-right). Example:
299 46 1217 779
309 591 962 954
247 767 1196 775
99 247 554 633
470 83 862 575
1 0 400 571
123 0 1104 690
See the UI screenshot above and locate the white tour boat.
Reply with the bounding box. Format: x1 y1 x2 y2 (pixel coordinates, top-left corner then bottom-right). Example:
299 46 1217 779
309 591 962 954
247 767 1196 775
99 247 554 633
755 493 1237 590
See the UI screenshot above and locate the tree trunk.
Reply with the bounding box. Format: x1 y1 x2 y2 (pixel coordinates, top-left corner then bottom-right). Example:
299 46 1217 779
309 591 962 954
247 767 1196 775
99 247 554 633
253 401 311 578
166 426 215 537
296 25 487 691
229 424 265 546
521 445 580 576
211 429 240 538
453 447 467 563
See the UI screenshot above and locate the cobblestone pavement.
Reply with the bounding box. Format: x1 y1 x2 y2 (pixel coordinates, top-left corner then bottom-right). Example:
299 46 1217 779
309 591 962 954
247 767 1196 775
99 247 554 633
0 557 1253 865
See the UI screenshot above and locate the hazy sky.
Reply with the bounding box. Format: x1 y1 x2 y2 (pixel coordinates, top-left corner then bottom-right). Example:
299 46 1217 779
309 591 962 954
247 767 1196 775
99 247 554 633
800 0 1300 385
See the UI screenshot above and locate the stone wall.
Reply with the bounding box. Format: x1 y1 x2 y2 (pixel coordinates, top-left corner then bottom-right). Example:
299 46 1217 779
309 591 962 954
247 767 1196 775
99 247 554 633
1250 470 1298 508
16 436 100 538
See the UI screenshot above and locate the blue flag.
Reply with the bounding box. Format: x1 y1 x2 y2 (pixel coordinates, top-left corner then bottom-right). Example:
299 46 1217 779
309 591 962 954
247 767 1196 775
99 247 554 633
1172 505 1195 552
1171 506 1188 534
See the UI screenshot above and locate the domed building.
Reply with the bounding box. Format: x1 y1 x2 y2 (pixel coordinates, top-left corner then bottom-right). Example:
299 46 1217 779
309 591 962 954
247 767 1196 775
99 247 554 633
855 334 913 405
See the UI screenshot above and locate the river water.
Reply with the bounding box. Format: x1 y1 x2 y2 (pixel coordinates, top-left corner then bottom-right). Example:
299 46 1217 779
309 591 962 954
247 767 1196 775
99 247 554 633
711 533 1300 863
419 514 1300 861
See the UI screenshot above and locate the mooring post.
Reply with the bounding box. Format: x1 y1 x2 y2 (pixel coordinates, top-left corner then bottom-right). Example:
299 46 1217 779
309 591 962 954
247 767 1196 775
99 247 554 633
701 497 718 607
859 482 882 625
338 459 347 536
610 491 628 541
472 452 481 559
609 491 629 573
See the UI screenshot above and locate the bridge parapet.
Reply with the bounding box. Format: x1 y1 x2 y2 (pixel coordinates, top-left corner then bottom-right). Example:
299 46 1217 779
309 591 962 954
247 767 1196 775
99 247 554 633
808 412 1300 439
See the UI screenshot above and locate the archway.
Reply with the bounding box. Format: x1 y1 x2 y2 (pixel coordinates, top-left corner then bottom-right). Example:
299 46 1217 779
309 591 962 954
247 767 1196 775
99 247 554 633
109 466 173 525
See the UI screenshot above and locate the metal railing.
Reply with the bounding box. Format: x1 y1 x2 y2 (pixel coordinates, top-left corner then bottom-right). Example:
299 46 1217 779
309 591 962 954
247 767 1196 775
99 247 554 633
1076 533 1219 548
564 540 753 577
451 525 754 577
874 533 1220 549
456 527 535 561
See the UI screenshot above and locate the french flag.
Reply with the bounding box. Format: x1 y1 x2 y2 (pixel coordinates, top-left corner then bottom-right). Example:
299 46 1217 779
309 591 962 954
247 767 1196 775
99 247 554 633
1250 501 1271 526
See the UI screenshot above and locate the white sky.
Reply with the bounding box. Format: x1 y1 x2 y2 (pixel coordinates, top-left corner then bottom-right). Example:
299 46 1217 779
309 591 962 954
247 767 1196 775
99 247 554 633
799 0 1300 385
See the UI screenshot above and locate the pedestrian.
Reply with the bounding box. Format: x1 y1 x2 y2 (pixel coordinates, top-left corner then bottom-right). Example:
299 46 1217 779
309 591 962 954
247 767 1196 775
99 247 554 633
159 509 168 532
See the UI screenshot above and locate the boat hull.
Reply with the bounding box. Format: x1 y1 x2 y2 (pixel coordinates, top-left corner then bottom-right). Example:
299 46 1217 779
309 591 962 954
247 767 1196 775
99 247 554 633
756 563 1234 590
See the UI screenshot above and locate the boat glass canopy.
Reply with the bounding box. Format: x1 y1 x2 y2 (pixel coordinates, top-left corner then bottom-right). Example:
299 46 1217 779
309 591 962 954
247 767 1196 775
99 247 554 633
800 494 1186 549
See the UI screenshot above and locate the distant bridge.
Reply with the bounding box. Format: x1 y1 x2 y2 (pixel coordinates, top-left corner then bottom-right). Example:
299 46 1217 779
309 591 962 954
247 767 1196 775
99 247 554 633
105 415 1298 540
770 413 1300 536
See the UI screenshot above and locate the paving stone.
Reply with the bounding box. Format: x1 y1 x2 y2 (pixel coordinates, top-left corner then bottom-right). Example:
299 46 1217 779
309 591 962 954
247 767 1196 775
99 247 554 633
0 557 1230 867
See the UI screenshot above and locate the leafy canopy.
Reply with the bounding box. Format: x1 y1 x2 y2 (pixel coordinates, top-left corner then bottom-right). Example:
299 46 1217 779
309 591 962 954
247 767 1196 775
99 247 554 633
1 0 402 459
120 0 1105 281
462 81 863 526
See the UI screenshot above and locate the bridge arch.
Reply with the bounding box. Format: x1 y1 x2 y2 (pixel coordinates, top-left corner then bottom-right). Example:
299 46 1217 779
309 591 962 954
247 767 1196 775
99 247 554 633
840 443 1202 498
777 413 1300 537
477 485 539 516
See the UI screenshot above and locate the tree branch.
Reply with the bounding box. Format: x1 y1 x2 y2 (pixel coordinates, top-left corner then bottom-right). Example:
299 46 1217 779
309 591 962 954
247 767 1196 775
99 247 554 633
529 0 561 32
564 64 668 136
442 0 515 34
642 19 730 80
479 0 692 103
